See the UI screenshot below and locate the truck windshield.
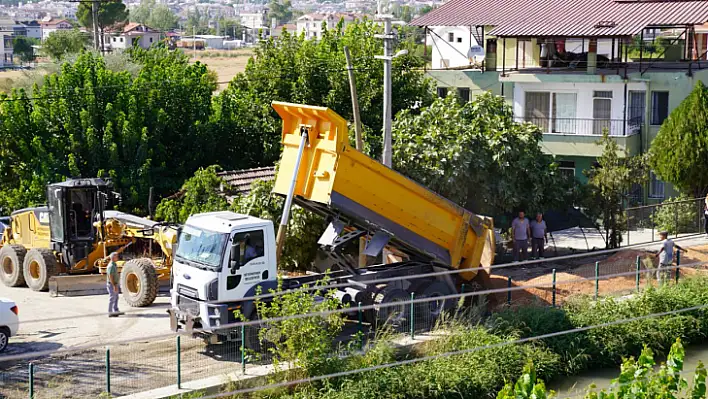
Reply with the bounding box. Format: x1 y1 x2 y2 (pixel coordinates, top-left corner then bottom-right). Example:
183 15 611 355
175 225 227 270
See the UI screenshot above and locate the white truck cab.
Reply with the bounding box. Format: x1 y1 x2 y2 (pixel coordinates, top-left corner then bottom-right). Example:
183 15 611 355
168 211 277 338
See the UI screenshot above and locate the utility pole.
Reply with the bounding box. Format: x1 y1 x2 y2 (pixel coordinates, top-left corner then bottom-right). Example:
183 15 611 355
375 0 395 167
92 0 100 51
193 26 196 57
344 46 363 152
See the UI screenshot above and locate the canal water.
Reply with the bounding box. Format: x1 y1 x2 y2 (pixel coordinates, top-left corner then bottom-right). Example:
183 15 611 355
551 342 708 395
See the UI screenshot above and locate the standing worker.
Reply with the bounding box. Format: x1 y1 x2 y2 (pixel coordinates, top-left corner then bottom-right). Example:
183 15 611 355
511 210 531 262
655 231 684 285
530 213 548 259
106 252 124 317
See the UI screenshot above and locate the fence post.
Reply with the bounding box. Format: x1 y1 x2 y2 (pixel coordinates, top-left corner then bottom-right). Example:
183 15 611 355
551 269 557 308
594 261 600 300
675 249 681 284
627 212 630 246
105 347 111 394
635 256 641 292
241 325 246 375
176 336 181 389
357 302 363 349
675 204 679 238
409 292 415 339
28 363 34 399
507 276 512 305
652 206 656 242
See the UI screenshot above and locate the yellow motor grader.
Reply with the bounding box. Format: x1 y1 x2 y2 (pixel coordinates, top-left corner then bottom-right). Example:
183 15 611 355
0 178 177 307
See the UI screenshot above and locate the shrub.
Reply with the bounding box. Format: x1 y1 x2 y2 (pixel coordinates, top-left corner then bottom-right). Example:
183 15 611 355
652 195 699 234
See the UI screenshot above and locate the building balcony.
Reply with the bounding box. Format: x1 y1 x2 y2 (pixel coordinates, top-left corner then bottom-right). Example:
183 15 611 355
518 116 641 137
516 116 643 157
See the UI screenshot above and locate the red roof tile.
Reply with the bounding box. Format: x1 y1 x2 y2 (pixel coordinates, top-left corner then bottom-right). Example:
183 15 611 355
410 0 708 37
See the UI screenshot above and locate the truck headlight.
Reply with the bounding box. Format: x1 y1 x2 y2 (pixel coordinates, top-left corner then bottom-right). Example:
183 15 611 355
207 279 219 301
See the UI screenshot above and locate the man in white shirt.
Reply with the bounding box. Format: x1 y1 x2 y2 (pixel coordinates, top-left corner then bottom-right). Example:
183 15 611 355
511 211 531 262
530 213 548 259
655 231 684 285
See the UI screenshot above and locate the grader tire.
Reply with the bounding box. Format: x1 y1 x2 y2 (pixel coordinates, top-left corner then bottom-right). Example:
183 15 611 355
22 248 58 291
120 258 158 307
0 245 27 287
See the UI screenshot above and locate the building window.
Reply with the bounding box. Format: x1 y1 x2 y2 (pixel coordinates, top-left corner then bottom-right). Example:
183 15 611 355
593 90 613 135
437 87 448 98
558 160 576 179
149 37 153 43
456 37 462 43
112 37 116 42
440 59 450 68
447 32 454 42
120 37 124 42
457 87 470 103
651 91 669 125
649 172 665 199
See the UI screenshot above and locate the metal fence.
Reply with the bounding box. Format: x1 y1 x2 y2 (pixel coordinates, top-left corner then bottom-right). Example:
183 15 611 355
625 197 705 246
0 249 699 399
516 116 641 137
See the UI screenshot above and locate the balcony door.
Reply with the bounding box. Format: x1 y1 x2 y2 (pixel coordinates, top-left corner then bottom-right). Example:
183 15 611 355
628 91 646 134
552 93 577 133
593 90 613 135
524 92 550 132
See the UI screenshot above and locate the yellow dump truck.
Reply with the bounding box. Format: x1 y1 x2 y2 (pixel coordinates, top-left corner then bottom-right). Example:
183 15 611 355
169 102 495 342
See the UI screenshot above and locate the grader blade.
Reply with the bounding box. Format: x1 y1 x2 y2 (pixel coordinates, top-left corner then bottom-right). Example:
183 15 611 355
49 275 108 297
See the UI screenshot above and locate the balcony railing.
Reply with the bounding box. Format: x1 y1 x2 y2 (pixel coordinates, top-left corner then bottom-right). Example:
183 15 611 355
516 116 642 137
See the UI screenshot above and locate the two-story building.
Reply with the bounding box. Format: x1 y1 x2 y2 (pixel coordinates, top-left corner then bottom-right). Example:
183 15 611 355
0 30 13 67
40 18 73 41
296 12 359 40
411 0 708 203
104 23 161 51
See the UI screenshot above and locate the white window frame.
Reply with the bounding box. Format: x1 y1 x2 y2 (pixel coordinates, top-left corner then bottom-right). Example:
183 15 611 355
523 90 578 134
649 171 665 199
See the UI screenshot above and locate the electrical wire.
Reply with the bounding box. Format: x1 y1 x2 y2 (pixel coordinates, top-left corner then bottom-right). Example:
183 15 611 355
11 236 682 327
196 303 708 399
3 258 704 364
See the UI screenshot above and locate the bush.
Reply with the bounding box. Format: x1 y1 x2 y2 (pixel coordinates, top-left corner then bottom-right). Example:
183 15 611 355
652 195 699 234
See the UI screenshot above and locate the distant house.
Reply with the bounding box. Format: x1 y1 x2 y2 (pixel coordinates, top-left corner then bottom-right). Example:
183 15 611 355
105 23 160 51
18 21 42 40
217 167 276 203
239 11 268 30
272 23 296 38
0 30 13 66
40 18 73 41
296 13 359 40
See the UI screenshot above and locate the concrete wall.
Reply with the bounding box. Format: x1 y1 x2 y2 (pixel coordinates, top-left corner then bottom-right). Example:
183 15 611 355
429 26 478 69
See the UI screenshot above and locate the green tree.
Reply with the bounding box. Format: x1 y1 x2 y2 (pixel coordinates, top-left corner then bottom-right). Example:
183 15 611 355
583 131 647 249
392 93 575 217
649 81 708 197
268 0 293 25
0 48 217 213
154 165 229 223
398 5 414 23
13 36 37 62
216 20 434 164
147 4 178 31
130 0 153 24
41 29 90 60
77 0 129 50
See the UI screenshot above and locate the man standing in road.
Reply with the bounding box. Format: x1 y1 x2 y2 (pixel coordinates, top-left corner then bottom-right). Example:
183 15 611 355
511 210 531 262
530 213 548 259
106 252 124 317
655 231 684 285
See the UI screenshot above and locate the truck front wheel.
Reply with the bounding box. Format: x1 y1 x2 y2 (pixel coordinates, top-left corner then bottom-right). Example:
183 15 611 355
120 258 158 307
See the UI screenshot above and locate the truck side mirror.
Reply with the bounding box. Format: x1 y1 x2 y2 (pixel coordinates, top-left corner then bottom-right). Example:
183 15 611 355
230 242 240 272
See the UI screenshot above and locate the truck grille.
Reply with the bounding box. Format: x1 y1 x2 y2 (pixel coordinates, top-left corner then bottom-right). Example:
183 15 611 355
177 284 200 316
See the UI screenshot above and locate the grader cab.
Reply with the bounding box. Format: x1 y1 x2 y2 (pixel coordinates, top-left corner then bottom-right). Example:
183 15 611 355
0 178 177 307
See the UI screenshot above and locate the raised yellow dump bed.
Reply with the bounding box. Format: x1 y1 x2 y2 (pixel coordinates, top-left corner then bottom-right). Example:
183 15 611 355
271 102 495 279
